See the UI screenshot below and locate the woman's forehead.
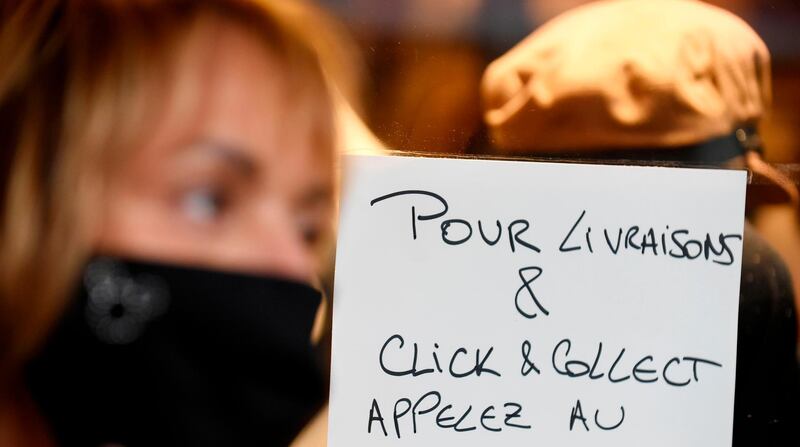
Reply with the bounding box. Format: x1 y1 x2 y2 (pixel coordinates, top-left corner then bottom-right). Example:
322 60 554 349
132 19 330 175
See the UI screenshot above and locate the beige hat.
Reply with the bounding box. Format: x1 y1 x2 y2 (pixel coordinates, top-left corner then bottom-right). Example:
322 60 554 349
482 0 770 153
481 0 798 205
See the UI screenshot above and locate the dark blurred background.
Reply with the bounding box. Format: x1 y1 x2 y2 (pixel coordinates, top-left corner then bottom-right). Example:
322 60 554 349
316 0 800 332
319 0 800 160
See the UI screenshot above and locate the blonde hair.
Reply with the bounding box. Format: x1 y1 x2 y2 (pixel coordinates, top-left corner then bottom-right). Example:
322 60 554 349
0 0 338 389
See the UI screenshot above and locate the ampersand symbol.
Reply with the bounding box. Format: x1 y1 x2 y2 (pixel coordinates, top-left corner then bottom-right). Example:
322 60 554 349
520 340 540 376
515 266 549 319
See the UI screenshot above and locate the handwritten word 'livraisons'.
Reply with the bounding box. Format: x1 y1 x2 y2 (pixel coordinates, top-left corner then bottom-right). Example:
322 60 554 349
559 210 742 265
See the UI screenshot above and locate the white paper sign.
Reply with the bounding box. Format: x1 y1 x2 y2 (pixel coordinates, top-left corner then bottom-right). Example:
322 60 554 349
329 154 746 447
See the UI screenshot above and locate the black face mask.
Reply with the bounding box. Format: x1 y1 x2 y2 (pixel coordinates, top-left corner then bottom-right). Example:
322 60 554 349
25 257 326 447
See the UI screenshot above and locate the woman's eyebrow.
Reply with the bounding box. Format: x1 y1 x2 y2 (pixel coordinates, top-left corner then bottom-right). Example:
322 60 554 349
300 183 333 208
184 140 258 177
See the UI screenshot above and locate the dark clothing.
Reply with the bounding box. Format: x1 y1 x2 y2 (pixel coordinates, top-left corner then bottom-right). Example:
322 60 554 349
734 222 800 446
26 258 326 447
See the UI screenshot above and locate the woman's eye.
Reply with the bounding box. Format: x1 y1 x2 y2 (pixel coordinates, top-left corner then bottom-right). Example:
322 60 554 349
297 217 321 247
180 187 226 223
303 227 319 246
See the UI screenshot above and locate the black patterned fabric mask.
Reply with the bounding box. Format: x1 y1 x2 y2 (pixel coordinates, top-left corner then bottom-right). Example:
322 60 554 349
25 257 325 446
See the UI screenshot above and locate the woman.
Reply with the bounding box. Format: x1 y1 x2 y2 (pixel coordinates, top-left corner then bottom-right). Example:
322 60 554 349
0 0 339 445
